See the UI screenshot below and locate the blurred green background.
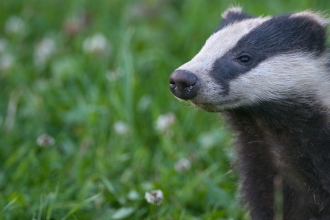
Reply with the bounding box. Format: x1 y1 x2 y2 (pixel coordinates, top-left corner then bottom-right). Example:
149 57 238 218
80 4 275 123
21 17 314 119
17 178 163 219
0 0 329 219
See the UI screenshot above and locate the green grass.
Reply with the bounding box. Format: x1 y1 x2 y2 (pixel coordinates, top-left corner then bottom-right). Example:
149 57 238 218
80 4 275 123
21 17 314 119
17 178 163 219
1 0 330 219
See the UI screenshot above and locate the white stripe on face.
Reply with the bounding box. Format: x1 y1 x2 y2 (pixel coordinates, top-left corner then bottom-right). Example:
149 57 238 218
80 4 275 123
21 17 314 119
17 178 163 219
229 53 322 104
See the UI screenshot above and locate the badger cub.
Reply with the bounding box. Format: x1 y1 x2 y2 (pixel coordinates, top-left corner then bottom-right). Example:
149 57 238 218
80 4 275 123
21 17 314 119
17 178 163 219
169 7 330 220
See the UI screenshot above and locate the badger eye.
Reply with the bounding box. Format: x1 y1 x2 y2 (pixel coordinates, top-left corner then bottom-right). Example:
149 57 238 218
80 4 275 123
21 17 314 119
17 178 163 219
236 54 252 65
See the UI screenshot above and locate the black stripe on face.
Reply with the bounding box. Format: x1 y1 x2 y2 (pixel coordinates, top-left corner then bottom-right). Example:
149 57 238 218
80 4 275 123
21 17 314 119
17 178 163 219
210 15 327 95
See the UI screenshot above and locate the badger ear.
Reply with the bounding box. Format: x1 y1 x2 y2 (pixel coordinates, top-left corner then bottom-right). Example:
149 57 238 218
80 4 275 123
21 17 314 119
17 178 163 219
217 7 255 31
291 11 329 28
222 7 245 20
222 7 255 21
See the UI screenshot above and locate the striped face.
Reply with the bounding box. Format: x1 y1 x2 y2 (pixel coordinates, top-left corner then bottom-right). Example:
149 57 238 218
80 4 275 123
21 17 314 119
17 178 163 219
169 7 330 112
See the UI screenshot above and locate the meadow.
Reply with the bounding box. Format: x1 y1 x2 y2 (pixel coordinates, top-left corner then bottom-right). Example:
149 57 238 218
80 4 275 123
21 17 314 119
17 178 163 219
1 0 330 219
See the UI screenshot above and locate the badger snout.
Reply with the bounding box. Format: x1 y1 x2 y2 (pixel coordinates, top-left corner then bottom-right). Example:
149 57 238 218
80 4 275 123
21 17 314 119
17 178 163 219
169 69 201 100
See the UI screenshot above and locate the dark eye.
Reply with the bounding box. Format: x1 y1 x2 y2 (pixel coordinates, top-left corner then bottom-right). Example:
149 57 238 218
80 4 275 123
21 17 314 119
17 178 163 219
236 54 252 65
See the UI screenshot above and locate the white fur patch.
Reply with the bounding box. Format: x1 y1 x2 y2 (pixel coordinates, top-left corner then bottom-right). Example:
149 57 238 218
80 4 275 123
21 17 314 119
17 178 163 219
230 53 323 104
291 11 329 27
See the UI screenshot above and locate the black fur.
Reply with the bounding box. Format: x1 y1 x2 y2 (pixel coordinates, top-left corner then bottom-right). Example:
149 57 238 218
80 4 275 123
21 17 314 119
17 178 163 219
211 15 327 95
226 97 330 220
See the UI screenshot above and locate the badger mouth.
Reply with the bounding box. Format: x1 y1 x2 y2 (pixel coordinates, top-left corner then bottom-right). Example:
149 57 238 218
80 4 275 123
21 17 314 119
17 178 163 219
190 98 243 112
190 102 221 112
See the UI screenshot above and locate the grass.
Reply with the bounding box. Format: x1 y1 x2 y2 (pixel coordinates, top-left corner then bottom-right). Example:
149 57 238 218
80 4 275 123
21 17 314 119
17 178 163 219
1 0 330 219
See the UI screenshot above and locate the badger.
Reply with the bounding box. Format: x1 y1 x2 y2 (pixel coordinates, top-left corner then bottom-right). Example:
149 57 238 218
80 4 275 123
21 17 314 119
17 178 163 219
169 7 330 220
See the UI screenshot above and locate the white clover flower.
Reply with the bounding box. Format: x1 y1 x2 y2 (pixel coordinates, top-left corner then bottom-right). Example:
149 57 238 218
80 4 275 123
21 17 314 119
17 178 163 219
145 189 163 205
36 134 55 147
137 95 152 112
5 16 27 36
127 190 140 201
83 33 110 55
34 38 57 67
198 132 217 149
105 70 119 82
174 158 191 172
114 121 129 135
0 39 8 54
155 113 175 132
0 54 14 72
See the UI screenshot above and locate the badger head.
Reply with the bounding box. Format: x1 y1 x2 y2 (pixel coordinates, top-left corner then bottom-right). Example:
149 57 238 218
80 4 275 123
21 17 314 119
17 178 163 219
169 7 330 112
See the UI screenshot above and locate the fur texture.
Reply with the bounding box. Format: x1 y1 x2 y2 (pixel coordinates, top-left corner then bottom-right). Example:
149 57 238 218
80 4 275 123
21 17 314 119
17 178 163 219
169 7 330 220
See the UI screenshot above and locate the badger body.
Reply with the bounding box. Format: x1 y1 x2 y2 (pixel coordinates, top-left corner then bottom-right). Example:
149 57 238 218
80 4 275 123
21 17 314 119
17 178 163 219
169 7 330 220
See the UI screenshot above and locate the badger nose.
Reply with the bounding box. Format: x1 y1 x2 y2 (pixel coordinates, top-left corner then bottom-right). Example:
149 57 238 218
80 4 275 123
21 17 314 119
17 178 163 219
169 69 200 100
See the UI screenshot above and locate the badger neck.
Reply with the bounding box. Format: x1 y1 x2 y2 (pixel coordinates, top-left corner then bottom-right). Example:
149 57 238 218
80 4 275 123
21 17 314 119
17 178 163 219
226 97 328 133
223 96 330 172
